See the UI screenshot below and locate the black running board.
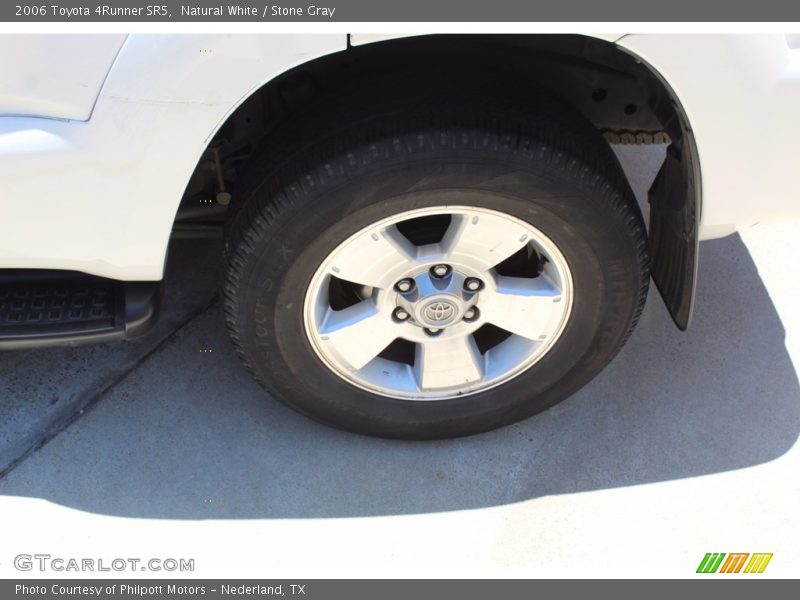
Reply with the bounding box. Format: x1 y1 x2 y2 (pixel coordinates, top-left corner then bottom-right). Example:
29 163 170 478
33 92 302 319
0 270 161 350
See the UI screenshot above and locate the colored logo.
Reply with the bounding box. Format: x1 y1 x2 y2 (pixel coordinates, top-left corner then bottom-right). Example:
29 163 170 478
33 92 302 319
696 553 773 574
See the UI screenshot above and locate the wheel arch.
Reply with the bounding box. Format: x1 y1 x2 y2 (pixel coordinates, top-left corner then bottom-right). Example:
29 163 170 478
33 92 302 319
178 33 699 329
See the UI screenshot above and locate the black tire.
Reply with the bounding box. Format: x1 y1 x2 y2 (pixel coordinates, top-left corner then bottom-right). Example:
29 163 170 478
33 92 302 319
223 87 648 439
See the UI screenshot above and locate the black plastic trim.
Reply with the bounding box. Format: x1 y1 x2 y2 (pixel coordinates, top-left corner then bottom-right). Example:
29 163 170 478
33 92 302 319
647 133 700 330
616 42 701 330
0 272 162 350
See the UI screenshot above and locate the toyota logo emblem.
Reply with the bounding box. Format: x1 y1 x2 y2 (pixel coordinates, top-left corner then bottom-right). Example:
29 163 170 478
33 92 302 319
424 301 456 323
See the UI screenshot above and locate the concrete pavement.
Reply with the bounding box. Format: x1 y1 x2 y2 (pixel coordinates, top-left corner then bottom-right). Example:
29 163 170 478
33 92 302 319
0 147 797 577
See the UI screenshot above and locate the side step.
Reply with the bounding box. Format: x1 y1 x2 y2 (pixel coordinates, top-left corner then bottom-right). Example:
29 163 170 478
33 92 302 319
0 270 161 350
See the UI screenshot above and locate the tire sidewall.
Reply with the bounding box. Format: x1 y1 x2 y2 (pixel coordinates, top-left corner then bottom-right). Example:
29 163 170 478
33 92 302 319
232 157 642 438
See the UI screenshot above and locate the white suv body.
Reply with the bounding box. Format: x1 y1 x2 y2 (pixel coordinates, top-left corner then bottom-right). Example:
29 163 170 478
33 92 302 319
1 34 799 281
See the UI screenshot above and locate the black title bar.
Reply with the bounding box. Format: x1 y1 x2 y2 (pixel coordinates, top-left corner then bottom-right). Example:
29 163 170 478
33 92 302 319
3 579 797 600
3 0 800 22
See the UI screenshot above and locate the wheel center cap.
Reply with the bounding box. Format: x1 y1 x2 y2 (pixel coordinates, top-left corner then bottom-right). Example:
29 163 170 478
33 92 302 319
417 296 462 328
424 301 457 323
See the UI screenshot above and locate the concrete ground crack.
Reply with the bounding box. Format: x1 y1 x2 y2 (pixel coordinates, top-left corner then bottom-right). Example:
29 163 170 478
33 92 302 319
0 296 219 480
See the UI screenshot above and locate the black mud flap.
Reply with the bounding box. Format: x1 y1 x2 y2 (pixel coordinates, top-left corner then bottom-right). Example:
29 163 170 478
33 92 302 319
647 138 700 330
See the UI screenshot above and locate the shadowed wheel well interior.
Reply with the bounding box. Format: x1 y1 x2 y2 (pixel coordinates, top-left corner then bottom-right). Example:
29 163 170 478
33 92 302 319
173 34 698 329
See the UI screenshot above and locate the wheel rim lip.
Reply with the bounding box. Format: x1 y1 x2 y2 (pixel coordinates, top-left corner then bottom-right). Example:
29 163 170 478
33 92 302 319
302 205 574 401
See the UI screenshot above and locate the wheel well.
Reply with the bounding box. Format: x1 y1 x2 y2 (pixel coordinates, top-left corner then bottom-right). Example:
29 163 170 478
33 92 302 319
174 33 699 329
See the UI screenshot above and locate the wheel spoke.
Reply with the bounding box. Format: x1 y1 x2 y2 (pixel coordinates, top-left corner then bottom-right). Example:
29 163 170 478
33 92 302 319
481 274 565 341
325 224 417 288
414 335 484 390
304 206 574 400
318 300 397 371
440 213 530 270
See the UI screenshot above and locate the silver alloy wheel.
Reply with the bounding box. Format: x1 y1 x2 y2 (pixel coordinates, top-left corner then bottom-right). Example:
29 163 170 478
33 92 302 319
303 206 574 400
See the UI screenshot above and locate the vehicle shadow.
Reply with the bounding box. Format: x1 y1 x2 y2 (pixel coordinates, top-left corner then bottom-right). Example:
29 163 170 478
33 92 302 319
0 232 798 519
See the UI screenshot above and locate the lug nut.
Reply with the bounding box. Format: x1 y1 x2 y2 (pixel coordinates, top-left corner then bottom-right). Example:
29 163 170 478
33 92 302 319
464 277 484 292
394 278 416 293
430 264 451 279
424 327 443 336
463 307 480 322
393 307 410 322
